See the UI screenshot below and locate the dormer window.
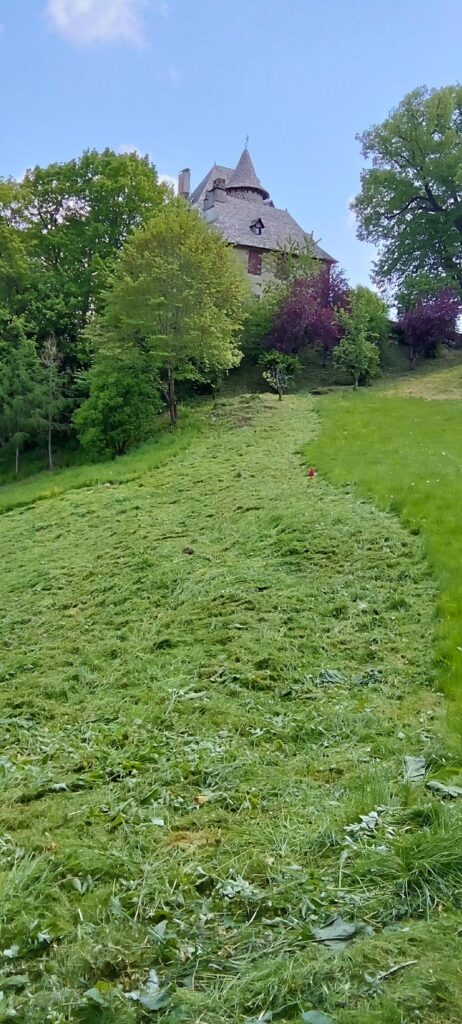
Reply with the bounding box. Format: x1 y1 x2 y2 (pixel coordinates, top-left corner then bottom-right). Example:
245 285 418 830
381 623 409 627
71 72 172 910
250 217 264 235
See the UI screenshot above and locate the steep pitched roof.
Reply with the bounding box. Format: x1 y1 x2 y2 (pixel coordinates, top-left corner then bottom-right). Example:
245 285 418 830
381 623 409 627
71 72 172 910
189 164 232 208
203 194 334 261
226 147 269 199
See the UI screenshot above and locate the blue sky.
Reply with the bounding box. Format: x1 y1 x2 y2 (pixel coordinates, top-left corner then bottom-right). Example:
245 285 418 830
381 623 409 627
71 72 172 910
1 0 461 285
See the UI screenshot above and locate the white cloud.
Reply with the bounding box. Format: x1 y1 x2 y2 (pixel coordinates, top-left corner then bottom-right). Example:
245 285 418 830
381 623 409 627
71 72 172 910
46 0 146 45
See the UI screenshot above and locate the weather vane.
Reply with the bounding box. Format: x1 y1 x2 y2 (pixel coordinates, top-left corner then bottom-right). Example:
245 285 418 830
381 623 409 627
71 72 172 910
245 133 250 148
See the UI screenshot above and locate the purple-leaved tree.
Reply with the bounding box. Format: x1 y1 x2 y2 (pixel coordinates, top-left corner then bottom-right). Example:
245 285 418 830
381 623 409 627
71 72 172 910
269 266 350 362
399 288 461 368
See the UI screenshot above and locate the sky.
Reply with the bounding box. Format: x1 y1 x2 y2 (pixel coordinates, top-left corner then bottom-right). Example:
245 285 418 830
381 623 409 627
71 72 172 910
1 0 461 286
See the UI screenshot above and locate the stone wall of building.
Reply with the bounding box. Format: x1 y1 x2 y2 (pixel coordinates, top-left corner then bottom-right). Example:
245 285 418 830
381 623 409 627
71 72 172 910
234 245 275 297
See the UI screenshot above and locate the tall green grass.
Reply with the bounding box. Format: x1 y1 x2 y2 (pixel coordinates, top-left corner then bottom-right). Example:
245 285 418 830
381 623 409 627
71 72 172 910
311 390 462 721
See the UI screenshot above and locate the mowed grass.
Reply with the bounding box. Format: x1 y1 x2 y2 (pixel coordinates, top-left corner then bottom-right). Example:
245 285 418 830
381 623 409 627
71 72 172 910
1 392 462 1022
311 369 462 719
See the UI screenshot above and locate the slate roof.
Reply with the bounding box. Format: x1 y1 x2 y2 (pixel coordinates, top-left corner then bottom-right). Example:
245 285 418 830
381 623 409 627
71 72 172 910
189 164 233 208
203 194 333 261
189 149 334 263
226 148 269 199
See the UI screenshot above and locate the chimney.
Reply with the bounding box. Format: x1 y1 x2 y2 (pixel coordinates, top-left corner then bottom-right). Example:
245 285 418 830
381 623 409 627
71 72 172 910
178 167 191 198
203 178 227 210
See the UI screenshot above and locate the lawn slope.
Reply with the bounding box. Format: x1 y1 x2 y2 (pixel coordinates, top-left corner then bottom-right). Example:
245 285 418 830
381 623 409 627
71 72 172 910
311 376 462 712
1 393 460 1023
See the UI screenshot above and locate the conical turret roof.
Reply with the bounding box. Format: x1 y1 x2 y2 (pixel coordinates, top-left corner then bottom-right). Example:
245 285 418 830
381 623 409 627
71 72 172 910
226 148 269 200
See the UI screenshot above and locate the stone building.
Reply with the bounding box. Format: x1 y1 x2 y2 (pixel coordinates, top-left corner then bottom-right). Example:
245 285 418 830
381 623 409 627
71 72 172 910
178 147 334 295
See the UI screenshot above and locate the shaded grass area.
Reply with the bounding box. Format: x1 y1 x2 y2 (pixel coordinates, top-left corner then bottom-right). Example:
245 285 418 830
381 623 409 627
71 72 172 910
1 393 461 1022
310 385 462 716
0 407 206 516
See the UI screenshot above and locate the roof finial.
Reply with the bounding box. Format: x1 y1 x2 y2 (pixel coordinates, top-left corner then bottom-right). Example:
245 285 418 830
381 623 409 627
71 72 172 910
244 133 249 149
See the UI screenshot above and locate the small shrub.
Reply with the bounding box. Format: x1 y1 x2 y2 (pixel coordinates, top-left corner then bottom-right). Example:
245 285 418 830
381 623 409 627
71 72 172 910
259 350 302 399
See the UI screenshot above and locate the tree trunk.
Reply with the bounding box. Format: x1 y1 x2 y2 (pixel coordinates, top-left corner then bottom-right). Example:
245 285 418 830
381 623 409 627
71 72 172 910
278 389 283 400
15 444 19 476
409 345 416 370
167 367 177 426
354 375 359 390
48 414 53 471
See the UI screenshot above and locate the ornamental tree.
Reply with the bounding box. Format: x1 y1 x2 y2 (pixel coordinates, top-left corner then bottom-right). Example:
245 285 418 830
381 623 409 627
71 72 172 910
398 288 461 368
352 85 462 293
270 265 349 362
81 201 248 431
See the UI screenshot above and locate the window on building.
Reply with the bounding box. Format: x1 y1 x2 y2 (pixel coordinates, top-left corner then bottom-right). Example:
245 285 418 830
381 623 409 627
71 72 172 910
250 218 264 236
248 250 262 276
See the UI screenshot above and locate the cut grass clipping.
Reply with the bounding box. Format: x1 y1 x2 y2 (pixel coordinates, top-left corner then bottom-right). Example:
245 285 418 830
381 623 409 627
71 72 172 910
1 391 461 1022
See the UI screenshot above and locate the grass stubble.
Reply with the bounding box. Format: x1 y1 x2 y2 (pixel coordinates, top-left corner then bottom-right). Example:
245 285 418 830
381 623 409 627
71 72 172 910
1 388 461 1021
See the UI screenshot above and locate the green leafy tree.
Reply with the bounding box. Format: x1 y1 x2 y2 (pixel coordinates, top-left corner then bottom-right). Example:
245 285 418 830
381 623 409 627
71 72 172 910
333 334 380 389
353 85 462 293
0 334 44 473
85 201 248 428
259 350 302 399
347 286 390 350
74 363 162 458
1 149 168 371
334 289 382 388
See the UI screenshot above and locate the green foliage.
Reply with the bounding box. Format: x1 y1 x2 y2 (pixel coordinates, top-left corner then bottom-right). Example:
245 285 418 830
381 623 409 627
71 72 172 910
259 349 302 398
0 332 45 473
0 148 167 368
349 285 390 350
74 363 162 458
334 288 384 386
333 333 380 387
87 200 248 426
239 292 283 360
353 84 462 293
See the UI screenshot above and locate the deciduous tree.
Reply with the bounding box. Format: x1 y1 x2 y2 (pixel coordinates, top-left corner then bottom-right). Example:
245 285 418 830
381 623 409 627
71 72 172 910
0 149 168 371
80 201 248 433
270 265 349 361
353 85 462 293
398 288 461 368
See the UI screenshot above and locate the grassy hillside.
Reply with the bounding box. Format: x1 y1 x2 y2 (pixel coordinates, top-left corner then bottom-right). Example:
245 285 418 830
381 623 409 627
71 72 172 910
311 365 462 718
1 390 461 1022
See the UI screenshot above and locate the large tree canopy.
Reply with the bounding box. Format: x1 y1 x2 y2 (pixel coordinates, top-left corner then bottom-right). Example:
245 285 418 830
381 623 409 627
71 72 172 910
0 149 168 365
77 201 248 442
353 85 462 292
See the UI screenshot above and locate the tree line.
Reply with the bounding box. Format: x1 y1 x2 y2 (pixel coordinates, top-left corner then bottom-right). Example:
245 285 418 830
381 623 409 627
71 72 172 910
1 83 461 471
